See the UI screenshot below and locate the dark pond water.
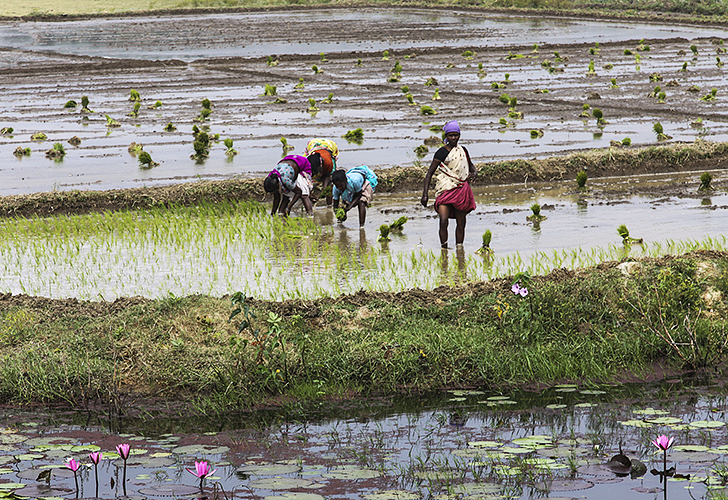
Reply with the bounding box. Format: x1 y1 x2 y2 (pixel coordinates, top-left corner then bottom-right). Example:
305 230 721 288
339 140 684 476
2 379 728 500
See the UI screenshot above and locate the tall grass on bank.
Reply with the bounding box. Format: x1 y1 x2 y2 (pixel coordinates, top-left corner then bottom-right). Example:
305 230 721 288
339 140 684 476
1 250 727 413
0 200 727 300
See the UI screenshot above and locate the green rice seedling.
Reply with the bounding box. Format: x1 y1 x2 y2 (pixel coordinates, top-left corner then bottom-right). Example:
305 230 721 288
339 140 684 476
527 203 546 221
586 60 596 75
589 47 599 55
648 85 661 97
420 105 436 115
505 52 524 59
579 103 591 117
603 63 613 69
429 125 442 133
617 224 643 244
64 100 77 108
356 58 362 66
192 131 210 159
691 117 704 128
128 142 143 154
504 73 510 81
162 122 176 132
414 144 429 159
312 65 322 74
393 60 402 73
624 49 633 55
202 98 211 110
699 172 713 191
387 73 400 82
637 40 650 51
81 96 91 112
553 51 565 62
622 137 631 146
266 55 279 67
295 78 305 90
148 100 163 109
390 216 407 231
400 85 409 94
461 50 475 59
0 127 14 135
425 77 437 86
104 115 120 128
45 142 65 160
690 44 698 55
491 81 505 89
610 78 618 88
129 89 141 101
322 92 334 104
576 170 587 189
499 117 508 127
308 98 319 112
592 108 607 126
224 138 238 156
530 129 544 138
129 101 141 117
335 208 346 221
508 109 523 119
717 57 724 67
657 92 666 103
264 84 277 96
653 122 671 141
382 50 390 60
432 88 441 100
378 224 391 242
498 93 510 104
12 146 30 157
319 52 328 62
138 151 159 168
532 43 539 52
197 108 212 121
405 93 415 105
475 229 493 256
280 137 294 151
701 88 718 101
649 72 663 82
31 132 47 141
680 62 688 72
343 128 364 144
509 96 518 108
192 124 200 137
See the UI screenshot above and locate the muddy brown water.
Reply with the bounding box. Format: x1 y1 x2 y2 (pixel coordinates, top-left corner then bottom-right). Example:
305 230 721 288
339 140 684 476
0 9 727 196
1 379 728 500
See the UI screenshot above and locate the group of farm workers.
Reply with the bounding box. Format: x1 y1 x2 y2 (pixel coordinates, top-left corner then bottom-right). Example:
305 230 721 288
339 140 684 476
263 120 477 248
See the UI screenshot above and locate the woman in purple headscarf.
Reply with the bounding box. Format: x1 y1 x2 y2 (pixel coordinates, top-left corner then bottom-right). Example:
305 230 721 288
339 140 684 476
263 155 314 216
421 120 477 248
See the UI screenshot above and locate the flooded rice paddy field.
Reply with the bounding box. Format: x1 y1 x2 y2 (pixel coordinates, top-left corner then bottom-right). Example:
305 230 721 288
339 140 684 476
0 9 727 195
0 169 726 300
1 380 728 500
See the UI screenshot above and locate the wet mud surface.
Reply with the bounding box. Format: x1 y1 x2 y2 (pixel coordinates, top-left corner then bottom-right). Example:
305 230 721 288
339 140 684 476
0 8 727 196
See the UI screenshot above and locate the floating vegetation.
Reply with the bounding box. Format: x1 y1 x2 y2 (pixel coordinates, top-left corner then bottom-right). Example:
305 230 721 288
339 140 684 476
699 172 713 191
420 105 436 115
617 224 643 245
263 84 277 96
105 115 121 127
343 128 364 144
13 146 31 157
475 229 493 256
44 142 65 160
164 122 176 132
576 170 588 189
31 132 47 141
280 137 294 152
527 203 546 221
1 127 14 135
138 151 159 168
129 89 141 101
63 100 77 108
224 138 238 156
653 122 672 141
701 88 718 101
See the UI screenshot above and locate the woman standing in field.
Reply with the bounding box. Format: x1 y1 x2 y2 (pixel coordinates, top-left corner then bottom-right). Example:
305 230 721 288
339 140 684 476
304 138 339 205
421 120 477 248
263 155 314 216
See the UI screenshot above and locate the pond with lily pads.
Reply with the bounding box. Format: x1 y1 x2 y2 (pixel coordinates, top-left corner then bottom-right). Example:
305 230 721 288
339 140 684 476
2 380 728 500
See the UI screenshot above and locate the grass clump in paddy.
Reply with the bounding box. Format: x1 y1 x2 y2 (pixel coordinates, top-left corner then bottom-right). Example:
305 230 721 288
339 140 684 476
2 248 728 415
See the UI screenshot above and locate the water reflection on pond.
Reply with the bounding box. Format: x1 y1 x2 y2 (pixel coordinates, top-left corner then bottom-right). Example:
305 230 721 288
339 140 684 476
2 380 728 500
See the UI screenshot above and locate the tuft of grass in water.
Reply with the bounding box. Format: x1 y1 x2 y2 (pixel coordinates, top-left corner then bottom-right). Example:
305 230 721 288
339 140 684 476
699 172 713 191
164 122 176 132
701 88 719 101
461 50 475 59
420 105 436 115
129 101 141 117
138 151 159 168
378 224 391 241
576 170 587 189
382 50 390 60
312 64 322 74
319 52 327 62
622 137 632 146
414 144 429 159
31 132 47 141
308 98 319 112
263 84 277 96
105 115 121 127
129 89 141 102
64 100 77 108
592 108 607 127
343 128 364 144
280 137 294 151
0 127 14 135
224 138 238 157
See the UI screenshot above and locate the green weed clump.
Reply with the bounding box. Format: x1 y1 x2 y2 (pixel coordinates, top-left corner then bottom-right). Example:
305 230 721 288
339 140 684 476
45 143 65 160
420 105 436 115
378 224 391 241
476 229 493 256
699 172 713 191
64 100 77 108
105 115 121 128
389 216 407 231
224 138 238 156
414 145 429 159
129 89 141 101
138 151 159 168
264 84 277 96
0 127 14 135
576 170 587 189
653 122 671 141
617 224 643 244
527 203 546 221
12 147 31 157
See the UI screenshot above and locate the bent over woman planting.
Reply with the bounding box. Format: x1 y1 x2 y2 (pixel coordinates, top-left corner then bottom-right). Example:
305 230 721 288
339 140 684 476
421 120 477 248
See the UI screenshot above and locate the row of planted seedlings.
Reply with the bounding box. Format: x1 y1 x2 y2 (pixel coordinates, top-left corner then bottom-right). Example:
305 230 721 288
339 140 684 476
1 194 728 299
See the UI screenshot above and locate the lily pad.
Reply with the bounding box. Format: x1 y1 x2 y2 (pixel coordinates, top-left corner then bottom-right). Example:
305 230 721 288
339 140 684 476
449 390 485 396
633 408 669 416
321 465 381 480
453 482 502 495
265 494 326 500
690 420 725 429
468 441 502 448
673 445 710 452
12 485 72 497
249 477 314 490
0 483 29 490
670 451 720 462
171 445 229 455
0 435 27 445
138 484 201 496
238 464 302 476
645 416 683 425
362 491 421 500
538 479 593 491
23 438 75 447
546 404 568 409
620 419 652 428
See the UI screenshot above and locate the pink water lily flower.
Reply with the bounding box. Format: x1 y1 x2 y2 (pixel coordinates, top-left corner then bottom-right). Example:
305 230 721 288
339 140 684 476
116 443 131 460
652 435 674 451
187 461 217 479
89 451 103 464
66 458 81 472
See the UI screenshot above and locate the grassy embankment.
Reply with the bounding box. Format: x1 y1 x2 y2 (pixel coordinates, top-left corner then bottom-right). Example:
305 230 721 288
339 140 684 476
1 250 728 414
6 0 728 23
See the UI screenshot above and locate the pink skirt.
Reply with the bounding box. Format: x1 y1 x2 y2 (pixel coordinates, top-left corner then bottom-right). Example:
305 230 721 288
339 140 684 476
434 182 476 218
